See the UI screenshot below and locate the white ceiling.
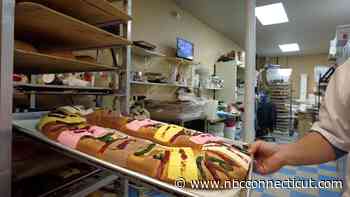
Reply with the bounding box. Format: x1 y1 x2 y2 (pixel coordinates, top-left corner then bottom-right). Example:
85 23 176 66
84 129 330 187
175 0 350 56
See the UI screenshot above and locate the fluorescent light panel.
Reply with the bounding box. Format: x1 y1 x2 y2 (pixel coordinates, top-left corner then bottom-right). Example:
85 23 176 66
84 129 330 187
279 43 300 52
256 3 289 25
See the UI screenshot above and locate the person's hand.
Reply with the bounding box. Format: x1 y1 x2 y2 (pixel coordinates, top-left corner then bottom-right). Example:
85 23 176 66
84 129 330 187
248 140 288 175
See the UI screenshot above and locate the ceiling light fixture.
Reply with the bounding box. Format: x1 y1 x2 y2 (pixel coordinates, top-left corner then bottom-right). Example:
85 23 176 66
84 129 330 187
256 2 289 26
279 43 300 52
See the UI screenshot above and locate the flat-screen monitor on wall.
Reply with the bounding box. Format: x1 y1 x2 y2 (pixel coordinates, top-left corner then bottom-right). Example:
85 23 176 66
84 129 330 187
176 38 194 61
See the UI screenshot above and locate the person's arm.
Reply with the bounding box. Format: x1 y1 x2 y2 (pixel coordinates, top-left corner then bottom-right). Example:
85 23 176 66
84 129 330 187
249 132 336 175
280 132 338 165
250 61 350 175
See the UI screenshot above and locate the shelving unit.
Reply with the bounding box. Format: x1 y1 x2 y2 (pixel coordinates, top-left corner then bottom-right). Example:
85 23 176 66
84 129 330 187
165 56 200 66
14 49 118 74
131 45 199 94
13 83 118 96
7 0 133 196
43 171 119 197
270 83 293 133
132 45 200 66
17 0 132 25
132 46 166 57
14 0 132 110
15 2 131 51
316 67 335 111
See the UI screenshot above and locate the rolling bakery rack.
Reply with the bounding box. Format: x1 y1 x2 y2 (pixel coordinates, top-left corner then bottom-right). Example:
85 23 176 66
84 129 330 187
269 83 293 134
0 0 251 197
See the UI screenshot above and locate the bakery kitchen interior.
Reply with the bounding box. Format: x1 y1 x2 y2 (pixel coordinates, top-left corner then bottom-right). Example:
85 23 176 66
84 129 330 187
3 0 350 197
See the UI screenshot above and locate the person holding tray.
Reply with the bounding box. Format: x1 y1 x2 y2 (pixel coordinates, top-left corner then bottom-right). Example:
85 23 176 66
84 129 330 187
249 59 350 196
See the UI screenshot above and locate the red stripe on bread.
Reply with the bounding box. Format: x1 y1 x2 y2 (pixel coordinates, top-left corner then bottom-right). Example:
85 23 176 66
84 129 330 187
204 160 220 181
114 139 136 150
156 150 170 179
169 132 185 144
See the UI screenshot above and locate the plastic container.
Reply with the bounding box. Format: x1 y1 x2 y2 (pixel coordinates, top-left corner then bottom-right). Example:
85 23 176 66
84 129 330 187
204 100 218 120
208 122 224 137
224 126 236 140
224 118 236 140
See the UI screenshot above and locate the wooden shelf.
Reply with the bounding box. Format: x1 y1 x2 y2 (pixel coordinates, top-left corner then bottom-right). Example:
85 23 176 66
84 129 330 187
14 83 113 95
15 2 131 51
132 46 166 57
165 57 200 66
131 46 200 65
18 0 131 25
15 91 125 96
131 81 188 88
14 49 118 74
15 90 112 97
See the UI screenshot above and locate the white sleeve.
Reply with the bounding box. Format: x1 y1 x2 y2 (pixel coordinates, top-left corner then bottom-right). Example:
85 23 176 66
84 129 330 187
311 60 350 152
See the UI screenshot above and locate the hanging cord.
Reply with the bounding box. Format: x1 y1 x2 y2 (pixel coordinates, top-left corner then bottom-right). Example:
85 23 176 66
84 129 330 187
110 48 119 68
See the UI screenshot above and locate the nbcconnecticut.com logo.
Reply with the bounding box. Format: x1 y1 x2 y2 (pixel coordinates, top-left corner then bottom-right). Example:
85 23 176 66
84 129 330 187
174 177 343 190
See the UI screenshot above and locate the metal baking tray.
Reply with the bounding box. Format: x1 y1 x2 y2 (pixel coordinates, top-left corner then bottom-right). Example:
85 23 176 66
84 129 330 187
13 112 250 197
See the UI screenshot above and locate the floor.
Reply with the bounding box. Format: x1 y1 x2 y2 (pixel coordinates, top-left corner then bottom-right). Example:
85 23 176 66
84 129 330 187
251 132 343 197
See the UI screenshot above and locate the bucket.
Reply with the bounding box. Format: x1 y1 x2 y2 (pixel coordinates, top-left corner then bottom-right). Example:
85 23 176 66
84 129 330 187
224 126 236 140
208 122 224 137
205 100 218 120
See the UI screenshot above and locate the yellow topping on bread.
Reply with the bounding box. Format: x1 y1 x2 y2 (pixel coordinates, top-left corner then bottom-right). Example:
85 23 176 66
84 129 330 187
37 113 86 130
167 147 198 181
154 125 183 143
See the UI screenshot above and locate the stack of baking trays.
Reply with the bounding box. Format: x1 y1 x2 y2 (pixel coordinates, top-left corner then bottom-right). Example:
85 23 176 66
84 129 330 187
270 83 292 133
13 106 253 197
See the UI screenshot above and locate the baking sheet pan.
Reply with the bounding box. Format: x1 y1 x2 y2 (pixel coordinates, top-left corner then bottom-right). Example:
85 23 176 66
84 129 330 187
13 112 250 197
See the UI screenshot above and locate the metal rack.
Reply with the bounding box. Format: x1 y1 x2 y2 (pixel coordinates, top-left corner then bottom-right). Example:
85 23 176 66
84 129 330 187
40 170 118 197
3 0 132 196
13 0 132 112
130 46 199 94
270 83 293 133
315 64 336 114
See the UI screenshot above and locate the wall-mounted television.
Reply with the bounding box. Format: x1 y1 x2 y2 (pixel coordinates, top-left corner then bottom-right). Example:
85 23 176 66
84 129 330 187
176 38 194 61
